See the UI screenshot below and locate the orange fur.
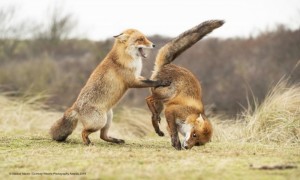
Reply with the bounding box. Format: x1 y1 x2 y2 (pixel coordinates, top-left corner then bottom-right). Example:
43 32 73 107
50 29 170 145
146 20 224 150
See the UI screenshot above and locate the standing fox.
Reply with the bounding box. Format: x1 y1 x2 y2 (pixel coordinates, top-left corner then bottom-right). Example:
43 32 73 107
146 20 224 150
50 29 170 145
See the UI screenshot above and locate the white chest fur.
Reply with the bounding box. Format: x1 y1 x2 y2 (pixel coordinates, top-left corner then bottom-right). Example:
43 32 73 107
129 57 142 77
176 119 192 137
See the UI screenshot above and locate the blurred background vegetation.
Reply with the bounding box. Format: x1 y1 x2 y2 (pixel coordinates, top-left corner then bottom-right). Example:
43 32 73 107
0 6 299 115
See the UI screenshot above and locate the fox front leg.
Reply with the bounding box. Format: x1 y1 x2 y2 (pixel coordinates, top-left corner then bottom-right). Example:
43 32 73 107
129 77 171 88
171 132 181 150
165 109 181 150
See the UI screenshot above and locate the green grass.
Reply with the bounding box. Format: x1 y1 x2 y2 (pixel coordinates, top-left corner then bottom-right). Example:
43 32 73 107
0 132 299 180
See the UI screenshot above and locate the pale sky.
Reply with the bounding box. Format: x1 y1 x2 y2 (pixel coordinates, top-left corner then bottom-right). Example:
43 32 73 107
1 0 300 40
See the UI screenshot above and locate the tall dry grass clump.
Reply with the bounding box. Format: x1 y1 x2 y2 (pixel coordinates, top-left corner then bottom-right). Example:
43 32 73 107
213 79 300 145
241 79 300 144
0 94 60 133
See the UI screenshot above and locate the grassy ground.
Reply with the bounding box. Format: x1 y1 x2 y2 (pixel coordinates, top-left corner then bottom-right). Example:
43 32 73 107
1 132 299 179
0 80 299 179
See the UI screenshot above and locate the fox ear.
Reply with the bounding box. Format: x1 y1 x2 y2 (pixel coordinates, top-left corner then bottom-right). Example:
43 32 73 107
113 33 128 43
197 114 205 124
113 33 122 38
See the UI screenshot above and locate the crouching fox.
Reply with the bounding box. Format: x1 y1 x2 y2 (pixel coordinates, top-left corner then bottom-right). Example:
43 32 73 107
146 20 224 150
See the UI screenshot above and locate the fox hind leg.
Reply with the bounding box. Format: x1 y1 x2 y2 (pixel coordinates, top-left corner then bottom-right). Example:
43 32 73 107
100 109 125 144
82 129 97 145
146 96 164 136
80 106 106 145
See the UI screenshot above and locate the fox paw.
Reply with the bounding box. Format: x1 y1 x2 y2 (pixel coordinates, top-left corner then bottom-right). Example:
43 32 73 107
116 139 125 144
156 130 164 137
171 138 182 150
110 137 125 144
173 143 182 150
83 142 94 146
156 80 171 88
161 80 171 87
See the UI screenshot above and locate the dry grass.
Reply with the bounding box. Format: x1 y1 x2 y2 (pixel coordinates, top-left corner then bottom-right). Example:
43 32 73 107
0 94 59 133
0 80 299 179
0 93 154 139
242 80 300 144
212 79 300 145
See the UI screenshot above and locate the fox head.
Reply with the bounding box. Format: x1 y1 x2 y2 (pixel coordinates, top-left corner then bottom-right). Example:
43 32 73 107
183 114 213 149
114 29 155 59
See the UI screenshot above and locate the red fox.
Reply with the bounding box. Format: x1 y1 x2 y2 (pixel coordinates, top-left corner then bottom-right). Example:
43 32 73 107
50 29 170 145
146 20 224 150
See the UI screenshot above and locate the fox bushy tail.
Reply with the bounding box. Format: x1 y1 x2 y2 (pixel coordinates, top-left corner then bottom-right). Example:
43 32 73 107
154 20 224 71
50 107 78 141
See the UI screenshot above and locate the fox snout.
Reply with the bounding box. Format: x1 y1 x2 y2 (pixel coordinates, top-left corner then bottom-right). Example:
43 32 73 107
138 43 155 49
183 140 203 150
183 142 189 150
139 40 155 49
182 141 192 150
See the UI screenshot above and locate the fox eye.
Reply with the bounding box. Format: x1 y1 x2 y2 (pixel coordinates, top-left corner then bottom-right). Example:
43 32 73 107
137 37 144 42
192 133 197 138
